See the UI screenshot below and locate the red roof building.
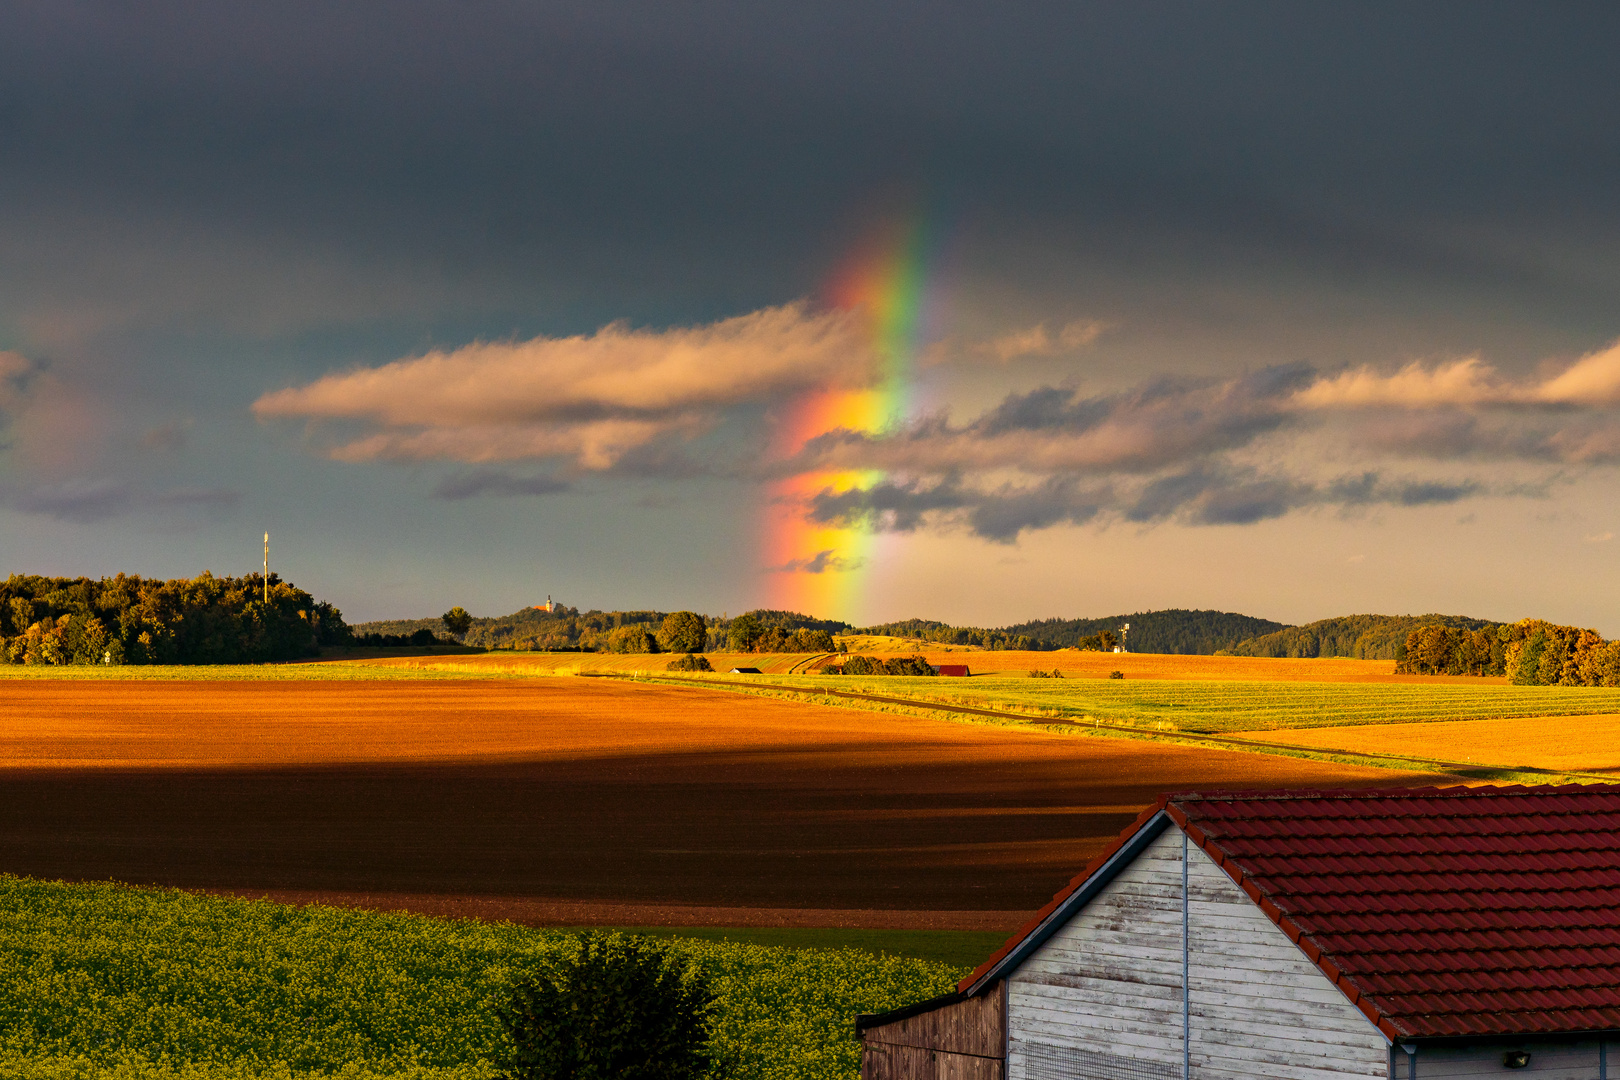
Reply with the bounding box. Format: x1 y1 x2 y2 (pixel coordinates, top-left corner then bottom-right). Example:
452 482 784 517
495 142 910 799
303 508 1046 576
859 785 1620 1080
937 664 971 677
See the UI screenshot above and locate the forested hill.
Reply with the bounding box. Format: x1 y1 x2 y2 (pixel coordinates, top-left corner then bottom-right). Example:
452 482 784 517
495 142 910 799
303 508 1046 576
1224 613 1501 660
0 572 348 664
1002 609 1290 653
861 609 1289 653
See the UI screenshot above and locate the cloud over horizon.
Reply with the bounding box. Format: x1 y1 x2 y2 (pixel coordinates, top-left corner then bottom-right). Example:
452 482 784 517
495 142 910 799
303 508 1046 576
257 315 1620 545
253 303 875 470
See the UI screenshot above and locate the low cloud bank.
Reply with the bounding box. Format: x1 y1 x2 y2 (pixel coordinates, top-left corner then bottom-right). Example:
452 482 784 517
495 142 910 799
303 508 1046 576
256 306 1620 539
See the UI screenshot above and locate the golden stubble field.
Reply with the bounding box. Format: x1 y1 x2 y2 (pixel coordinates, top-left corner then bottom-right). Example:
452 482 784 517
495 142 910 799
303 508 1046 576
0 677 1448 928
1248 714 1620 775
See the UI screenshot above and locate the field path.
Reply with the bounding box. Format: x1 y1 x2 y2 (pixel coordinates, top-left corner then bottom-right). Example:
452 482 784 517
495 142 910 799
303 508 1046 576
0 677 1447 926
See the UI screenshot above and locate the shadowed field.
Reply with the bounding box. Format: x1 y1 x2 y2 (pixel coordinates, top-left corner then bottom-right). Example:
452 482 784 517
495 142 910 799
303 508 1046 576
0 678 1445 927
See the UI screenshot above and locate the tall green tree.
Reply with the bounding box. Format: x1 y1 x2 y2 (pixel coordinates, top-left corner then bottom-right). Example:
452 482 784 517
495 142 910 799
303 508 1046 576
656 611 706 654
442 606 473 638
726 613 762 652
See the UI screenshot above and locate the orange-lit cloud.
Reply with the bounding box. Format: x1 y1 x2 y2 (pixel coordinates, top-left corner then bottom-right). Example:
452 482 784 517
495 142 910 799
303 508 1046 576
1294 338 1620 409
253 303 876 468
977 319 1111 362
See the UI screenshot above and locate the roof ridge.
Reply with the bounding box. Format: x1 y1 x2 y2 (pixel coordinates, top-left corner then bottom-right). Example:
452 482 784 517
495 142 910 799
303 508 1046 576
1170 783 1620 802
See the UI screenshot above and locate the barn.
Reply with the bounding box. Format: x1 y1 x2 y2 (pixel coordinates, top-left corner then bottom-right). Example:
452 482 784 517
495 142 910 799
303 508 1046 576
858 785 1620 1080
937 664 971 677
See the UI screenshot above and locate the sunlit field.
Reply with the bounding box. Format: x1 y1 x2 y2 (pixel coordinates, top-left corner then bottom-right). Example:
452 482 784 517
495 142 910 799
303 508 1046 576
1247 713 1620 775
612 670 1620 735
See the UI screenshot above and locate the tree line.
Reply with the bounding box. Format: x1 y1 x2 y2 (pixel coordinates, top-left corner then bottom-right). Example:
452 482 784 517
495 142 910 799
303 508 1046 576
354 606 850 655
858 609 1288 654
1225 613 1500 660
0 572 349 665
1397 619 1620 685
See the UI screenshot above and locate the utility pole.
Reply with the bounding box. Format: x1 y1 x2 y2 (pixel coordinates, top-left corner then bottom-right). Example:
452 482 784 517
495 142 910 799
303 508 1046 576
263 532 269 606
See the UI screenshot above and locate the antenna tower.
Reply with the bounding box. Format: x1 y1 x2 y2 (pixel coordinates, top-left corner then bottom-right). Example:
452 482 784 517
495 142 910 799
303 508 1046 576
263 532 269 606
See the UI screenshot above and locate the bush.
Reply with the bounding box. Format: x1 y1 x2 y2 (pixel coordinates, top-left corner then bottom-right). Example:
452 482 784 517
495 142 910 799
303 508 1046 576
1027 669 1064 679
667 653 713 672
825 655 935 677
496 932 716 1080
606 625 658 654
1109 670 1124 679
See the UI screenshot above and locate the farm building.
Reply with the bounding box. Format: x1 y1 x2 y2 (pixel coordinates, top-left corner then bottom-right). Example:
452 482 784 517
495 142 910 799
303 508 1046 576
858 785 1620 1080
936 664 971 677
729 666 762 674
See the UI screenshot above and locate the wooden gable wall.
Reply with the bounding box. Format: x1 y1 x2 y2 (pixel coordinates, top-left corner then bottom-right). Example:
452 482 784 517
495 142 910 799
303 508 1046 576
1006 826 1389 1080
861 987 1006 1080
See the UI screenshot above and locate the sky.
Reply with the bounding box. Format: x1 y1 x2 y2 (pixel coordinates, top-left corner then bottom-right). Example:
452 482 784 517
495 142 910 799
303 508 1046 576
3 2 1620 630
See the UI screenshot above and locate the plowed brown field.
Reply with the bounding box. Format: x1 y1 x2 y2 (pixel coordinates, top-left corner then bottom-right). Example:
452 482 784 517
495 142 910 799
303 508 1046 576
0 678 1447 927
1249 714 1620 776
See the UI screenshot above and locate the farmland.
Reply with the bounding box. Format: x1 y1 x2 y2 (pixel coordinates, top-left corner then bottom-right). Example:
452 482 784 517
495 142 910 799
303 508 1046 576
605 668 1620 734
0 658 1593 1078
0 677 1444 924
0 874 956 1080
1248 713 1620 775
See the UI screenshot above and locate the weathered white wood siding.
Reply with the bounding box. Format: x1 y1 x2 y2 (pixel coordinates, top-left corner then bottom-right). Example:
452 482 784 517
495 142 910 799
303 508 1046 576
1400 1039 1608 1078
1007 826 1390 1080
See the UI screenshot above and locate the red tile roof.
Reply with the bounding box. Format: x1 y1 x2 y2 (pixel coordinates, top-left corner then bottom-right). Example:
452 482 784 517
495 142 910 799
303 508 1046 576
962 785 1620 1040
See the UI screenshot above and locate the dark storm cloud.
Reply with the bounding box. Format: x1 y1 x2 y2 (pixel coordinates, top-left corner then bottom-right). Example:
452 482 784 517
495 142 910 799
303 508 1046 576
808 467 1491 542
796 363 1317 476
2 2 1618 337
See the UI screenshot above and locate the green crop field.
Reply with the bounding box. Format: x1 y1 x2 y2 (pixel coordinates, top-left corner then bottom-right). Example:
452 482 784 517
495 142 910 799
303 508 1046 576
681 673 1620 733
0 877 958 1080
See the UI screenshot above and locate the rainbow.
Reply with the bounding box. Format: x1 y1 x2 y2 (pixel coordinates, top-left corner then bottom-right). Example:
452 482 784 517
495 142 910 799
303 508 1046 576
761 215 941 622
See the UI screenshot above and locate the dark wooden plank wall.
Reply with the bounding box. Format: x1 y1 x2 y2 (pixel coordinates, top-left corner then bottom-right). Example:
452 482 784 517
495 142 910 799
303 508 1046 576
862 983 1005 1080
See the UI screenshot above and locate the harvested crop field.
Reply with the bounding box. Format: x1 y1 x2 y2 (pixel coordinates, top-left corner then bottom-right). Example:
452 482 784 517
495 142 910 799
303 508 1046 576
356 649 1497 683
1248 713 1620 776
0 678 1446 927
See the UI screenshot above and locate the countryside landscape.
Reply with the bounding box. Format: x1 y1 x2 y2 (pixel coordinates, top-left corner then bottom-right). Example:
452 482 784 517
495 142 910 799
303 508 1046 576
1 572 1619 1077
3 5 1619 1080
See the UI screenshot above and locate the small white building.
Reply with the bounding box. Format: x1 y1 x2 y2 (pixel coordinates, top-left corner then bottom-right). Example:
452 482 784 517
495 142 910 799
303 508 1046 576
859 785 1620 1080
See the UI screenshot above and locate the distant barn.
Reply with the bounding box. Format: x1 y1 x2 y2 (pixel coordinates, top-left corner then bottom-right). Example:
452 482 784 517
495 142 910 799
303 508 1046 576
859 785 1620 1080
936 664 970 677
729 666 762 674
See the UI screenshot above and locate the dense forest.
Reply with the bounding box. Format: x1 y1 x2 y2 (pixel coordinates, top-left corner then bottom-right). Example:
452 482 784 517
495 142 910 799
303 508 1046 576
860 609 1288 654
1397 619 1620 685
1224 614 1500 660
0 573 349 665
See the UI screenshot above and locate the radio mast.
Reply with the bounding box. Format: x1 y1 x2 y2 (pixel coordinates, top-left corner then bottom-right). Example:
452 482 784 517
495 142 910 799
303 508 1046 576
263 532 269 606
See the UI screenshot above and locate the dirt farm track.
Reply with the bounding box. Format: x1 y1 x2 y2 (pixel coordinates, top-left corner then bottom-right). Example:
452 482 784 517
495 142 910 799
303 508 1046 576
0 678 1444 929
